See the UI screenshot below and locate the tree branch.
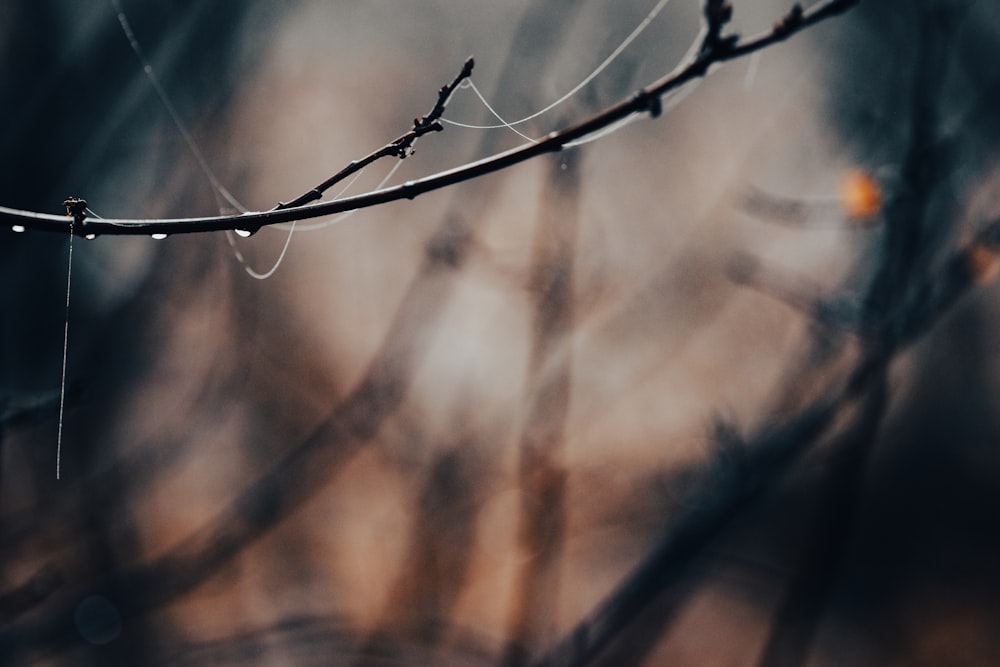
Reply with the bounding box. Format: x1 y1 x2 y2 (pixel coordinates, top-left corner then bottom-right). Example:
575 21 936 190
1 0 859 238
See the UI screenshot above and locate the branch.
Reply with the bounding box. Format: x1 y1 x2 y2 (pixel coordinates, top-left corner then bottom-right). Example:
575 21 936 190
526 391 848 667
1 0 858 238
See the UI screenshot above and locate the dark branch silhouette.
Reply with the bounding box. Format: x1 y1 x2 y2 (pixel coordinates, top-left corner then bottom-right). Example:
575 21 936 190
0 0 858 238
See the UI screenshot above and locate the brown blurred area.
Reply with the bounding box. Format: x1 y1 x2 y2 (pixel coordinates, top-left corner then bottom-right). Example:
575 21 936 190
4 0 1000 665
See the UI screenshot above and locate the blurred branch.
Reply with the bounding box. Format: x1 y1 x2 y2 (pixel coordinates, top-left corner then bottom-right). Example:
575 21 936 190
0 218 478 664
527 388 848 667
755 372 887 667
0 386 77 431
0 567 63 625
529 49 1000 662
0 0 859 237
502 153 580 667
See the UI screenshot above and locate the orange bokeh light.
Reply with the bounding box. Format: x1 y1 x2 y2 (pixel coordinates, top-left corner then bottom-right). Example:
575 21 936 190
840 170 882 221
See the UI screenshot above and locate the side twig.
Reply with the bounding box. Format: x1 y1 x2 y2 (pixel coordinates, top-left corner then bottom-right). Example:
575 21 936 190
274 57 474 211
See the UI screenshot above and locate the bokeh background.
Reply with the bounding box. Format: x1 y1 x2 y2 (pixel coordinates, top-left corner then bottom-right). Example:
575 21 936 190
4 0 1000 665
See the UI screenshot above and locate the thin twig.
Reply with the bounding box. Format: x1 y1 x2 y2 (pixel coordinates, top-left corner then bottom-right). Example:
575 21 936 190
274 56 474 210
0 0 859 238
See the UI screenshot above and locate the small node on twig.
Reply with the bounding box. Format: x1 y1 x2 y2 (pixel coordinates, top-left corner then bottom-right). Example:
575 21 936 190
633 89 662 118
62 196 87 221
401 180 418 200
62 196 93 237
774 4 805 36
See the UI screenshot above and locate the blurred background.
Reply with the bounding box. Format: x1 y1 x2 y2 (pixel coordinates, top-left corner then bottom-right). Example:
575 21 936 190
3 0 1000 665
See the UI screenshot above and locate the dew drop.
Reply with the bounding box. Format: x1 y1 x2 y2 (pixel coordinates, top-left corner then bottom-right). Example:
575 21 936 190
151 233 168 240
11 225 25 233
235 228 253 238
84 233 97 240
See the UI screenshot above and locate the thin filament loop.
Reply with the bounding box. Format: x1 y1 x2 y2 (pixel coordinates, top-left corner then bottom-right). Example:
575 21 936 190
442 0 672 131
461 80 537 143
228 159 405 279
225 223 296 280
563 114 643 148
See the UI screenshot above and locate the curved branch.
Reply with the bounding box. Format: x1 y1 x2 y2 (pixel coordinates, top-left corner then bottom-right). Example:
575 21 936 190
1 0 858 238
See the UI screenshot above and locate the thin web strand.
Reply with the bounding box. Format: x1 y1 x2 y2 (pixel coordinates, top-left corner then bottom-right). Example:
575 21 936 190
223 167 371 278
272 165 371 231
227 159 404 278
563 24 705 148
460 79 538 143
225 223 296 280
56 224 74 480
561 82 698 149
442 0 671 131
277 159 405 232
111 0 246 215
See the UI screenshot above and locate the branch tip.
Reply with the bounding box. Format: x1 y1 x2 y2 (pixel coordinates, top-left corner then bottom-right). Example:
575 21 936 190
700 0 737 57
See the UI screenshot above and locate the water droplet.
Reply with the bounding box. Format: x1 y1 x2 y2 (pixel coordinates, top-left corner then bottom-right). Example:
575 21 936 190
84 233 97 240
151 233 168 240
235 228 253 238
11 225 25 233
74 595 122 645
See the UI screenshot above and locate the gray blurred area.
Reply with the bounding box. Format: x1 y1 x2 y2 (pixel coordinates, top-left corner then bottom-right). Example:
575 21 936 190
3 0 1000 665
